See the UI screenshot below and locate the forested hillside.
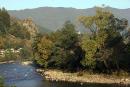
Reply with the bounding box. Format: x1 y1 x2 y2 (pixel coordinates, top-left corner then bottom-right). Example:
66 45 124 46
9 7 130 32
0 8 38 62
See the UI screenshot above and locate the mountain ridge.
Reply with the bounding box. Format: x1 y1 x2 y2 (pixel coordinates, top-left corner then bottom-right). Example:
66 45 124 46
8 6 130 11
9 7 130 32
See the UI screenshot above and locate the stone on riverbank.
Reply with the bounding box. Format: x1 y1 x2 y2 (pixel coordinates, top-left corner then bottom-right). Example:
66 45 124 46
37 69 130 85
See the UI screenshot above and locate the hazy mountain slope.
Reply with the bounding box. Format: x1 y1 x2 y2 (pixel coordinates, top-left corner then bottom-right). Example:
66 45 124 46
37 25 52 33
9 7 130 32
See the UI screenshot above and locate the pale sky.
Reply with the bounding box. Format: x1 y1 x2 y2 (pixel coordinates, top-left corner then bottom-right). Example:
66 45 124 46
0 0 130 10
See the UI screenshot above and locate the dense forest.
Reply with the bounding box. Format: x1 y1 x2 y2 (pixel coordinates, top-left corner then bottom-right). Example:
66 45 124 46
33 8 130 73
0 8 38 62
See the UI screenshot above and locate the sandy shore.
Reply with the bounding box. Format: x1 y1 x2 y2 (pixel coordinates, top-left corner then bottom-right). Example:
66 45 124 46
36 69 130 85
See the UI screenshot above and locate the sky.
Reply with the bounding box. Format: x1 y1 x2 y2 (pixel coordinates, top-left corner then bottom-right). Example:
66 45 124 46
0 0 130 10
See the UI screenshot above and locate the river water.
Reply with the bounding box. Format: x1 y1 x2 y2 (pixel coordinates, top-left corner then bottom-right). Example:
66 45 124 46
0 63 129 87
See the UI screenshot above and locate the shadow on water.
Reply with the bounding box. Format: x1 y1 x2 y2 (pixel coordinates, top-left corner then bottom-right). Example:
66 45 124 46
0 63 129 87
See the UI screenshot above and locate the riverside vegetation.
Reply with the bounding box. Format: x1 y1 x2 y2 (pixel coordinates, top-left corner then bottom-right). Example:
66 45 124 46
0 8 37 86
0 8 38 63
0 7 130 86
33 8 130 73
33 8 130 84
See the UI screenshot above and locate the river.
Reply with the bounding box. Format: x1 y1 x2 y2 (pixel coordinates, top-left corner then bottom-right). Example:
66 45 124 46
0 63 129 87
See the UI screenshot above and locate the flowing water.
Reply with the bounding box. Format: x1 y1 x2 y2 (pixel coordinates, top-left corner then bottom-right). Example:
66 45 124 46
0 63 129 87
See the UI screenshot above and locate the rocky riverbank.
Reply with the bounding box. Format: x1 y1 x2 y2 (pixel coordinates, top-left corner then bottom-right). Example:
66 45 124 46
0 61 32 65
0 60 15 64
36 69 130 85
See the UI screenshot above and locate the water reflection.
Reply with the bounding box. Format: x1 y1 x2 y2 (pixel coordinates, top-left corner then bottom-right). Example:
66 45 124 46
0 63 129 87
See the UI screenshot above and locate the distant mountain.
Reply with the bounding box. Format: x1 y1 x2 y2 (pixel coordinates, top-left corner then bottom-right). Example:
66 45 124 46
9 7 130 32
38 25 52 33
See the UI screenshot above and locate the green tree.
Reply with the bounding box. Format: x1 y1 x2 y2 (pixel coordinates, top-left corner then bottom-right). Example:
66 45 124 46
79 8 128 71
80 34 97 69
0 21 6 34
33 34 53 67
48 21 83 70
33 21 84 70
56 21 79 49
9 21 30 39
0 8 10 28
0 8 10 34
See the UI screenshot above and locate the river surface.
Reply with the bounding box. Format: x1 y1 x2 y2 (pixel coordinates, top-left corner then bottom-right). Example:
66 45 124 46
0 63 129 87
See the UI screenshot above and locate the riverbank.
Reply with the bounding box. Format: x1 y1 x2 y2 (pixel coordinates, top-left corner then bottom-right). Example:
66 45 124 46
0 60 15 64
37 69 130 85
0 60 32 65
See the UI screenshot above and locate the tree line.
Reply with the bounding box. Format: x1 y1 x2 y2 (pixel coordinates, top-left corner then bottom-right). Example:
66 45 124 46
33 9 130 73
0 8 33 62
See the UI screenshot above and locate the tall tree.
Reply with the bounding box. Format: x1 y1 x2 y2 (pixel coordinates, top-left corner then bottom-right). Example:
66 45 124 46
79 8 128 71
49 21 83 70
33 34 53 67
0 8 10 34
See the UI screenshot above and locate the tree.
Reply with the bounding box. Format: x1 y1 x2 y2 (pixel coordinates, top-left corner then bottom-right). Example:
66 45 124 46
56 21 79 49
0 8 10 34
79 9 112 69
0 8 10 28
0 21 6 34
48 21 83 70
79 8 128 71
80 34 97 69
33 21 84 70
33 34 53 67
9 21 30 39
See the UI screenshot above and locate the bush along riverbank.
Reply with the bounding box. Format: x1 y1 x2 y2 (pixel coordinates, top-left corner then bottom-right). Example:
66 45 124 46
33 9 130 86
36 69 130 85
